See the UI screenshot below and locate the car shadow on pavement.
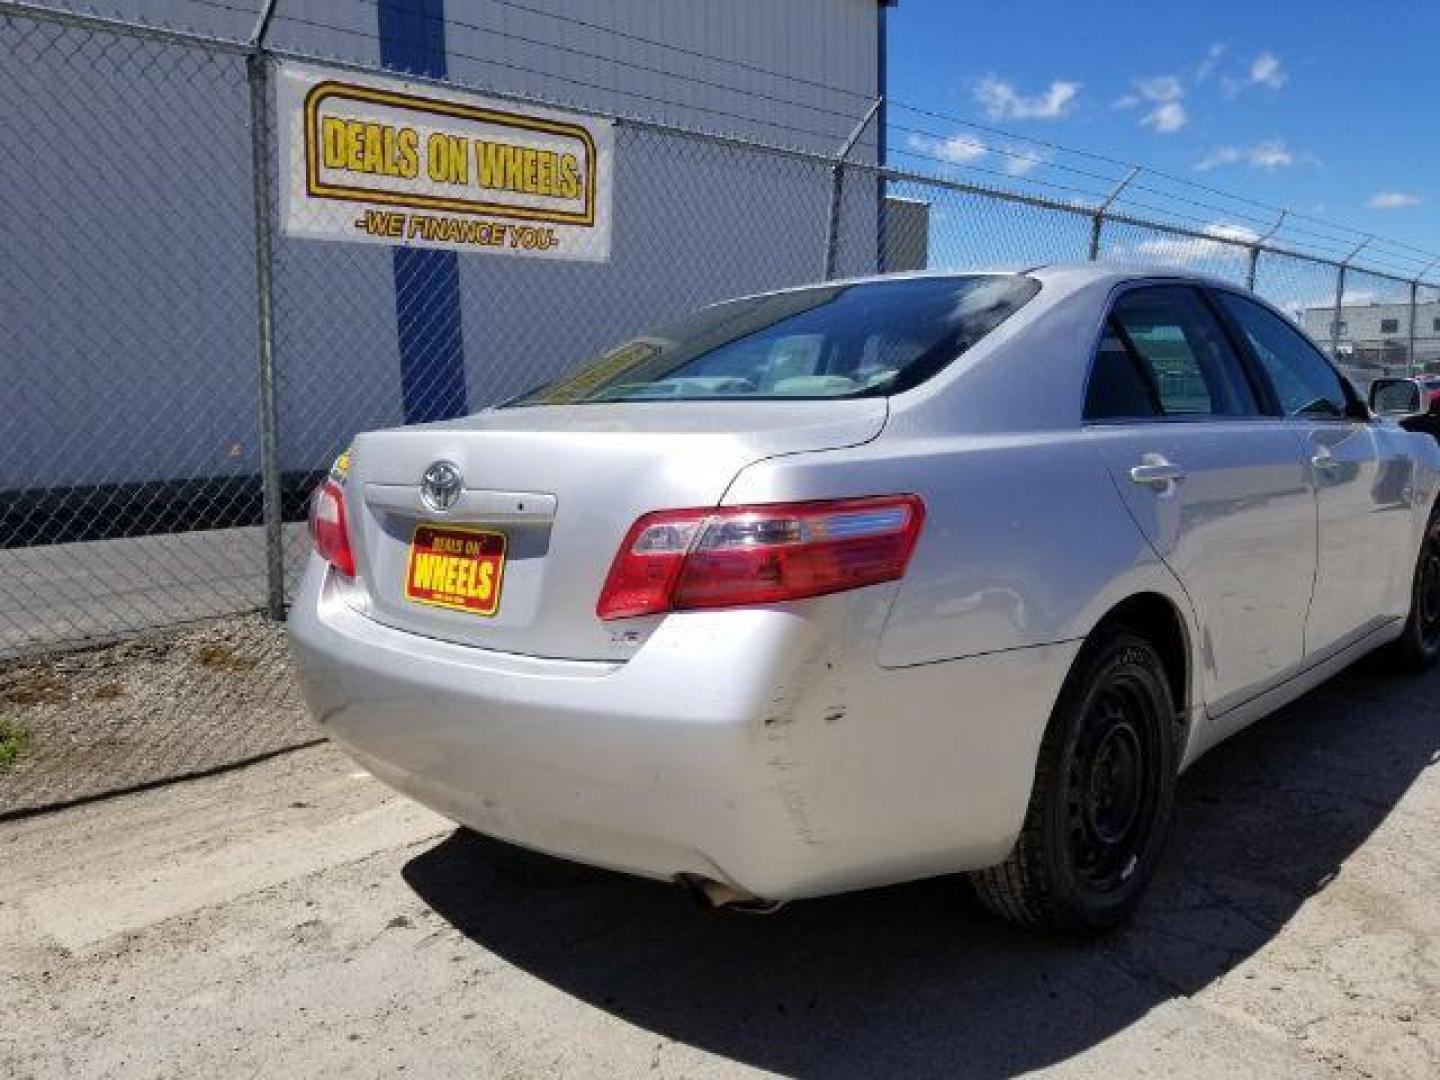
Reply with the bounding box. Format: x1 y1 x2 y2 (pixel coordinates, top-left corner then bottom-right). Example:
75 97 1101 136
403 660 1440 1079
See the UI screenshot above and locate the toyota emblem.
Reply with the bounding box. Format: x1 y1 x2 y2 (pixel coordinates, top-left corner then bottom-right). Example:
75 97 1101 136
420 460 463 513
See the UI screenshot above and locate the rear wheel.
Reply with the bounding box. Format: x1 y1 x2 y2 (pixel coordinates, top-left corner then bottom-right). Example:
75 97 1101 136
969 628 1179 935
1380 503 1440 673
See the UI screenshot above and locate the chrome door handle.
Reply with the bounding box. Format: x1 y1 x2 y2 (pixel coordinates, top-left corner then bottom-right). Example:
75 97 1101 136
1311 446 1342 472
1129 457 1186 489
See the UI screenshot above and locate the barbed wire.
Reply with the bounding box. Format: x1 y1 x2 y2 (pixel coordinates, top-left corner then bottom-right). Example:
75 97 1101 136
268 10 868 148
299 0 882 132
315 0 1440 274
10 0 1440 280
344 0 882 106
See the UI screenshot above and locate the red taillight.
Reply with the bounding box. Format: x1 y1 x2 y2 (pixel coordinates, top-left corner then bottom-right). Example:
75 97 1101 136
308 478 356 578
596 495 925 620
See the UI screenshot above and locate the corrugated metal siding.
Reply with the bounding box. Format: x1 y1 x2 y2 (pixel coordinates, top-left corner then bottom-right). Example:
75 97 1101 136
25 0 880 145
441 0 879 155
6 1 882 487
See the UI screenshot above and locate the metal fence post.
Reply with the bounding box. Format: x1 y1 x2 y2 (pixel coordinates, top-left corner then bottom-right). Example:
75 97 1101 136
1088 167 1139 262
823 97 882 281
1329 263 1346 361
1244 247 1261 292
1409 260 1438 376
1409 279 1420 376
1330 237 1370 362
247 0 283 620
1245 211 1286 292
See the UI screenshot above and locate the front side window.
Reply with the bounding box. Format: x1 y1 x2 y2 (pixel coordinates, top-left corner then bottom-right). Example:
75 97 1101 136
507 275 1040 406
1085 286 1257 421
1215 291 1351 419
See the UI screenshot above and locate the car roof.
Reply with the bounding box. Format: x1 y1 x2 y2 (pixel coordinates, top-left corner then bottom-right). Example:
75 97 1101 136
728 262 1252 302
1025 262 1246 290
695 264 1292 338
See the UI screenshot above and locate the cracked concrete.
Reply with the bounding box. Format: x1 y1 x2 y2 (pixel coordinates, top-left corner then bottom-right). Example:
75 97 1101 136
1 655 1437 1078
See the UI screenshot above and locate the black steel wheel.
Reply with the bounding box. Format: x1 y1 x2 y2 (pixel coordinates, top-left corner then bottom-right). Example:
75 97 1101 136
970 628 1179 934
1417 527 1440 653
1381 503 1440 673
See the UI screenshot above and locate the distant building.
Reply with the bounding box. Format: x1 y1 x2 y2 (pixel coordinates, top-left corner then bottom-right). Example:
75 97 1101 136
1300 300 1440 371
882 196 930 273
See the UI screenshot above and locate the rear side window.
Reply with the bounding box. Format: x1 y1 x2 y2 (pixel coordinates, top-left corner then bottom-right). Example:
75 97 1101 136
506 275 1040 405
1085 286 1258 420
1213 291 1350 419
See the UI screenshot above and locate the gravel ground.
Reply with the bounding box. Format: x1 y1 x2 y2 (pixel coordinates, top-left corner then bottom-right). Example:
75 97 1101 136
0 615 314 816
1 655 1438 1078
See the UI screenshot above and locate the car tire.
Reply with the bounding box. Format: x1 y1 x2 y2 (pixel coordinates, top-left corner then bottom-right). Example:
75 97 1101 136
1379 501 1440 673
969 627 1179 935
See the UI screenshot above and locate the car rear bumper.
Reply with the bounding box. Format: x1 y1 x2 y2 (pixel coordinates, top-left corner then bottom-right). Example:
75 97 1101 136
288 558 1080 899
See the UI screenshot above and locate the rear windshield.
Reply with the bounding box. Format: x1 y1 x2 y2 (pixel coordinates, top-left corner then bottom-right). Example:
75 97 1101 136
505 274 1040 406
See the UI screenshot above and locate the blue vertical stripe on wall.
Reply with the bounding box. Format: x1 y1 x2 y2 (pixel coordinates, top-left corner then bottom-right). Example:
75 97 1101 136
376 0 468 423
876 0 888 272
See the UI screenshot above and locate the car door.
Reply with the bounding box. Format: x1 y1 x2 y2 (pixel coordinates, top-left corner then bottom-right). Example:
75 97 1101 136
1084 284 1317 715
1211 289 1415 656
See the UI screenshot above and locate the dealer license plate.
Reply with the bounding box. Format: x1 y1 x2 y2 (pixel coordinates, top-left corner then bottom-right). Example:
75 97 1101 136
404 523 506 617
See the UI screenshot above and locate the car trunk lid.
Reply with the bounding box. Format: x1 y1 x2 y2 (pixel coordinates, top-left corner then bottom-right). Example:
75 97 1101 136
342 399 886 660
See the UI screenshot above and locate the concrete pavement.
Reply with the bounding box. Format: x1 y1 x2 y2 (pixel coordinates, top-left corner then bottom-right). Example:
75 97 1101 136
2 655 1438 1078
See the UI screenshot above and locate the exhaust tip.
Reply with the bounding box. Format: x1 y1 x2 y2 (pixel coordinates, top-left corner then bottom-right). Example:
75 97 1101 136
675 874 788 915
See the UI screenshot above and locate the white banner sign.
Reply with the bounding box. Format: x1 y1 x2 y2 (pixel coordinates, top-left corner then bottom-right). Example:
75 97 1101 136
277 63 613 262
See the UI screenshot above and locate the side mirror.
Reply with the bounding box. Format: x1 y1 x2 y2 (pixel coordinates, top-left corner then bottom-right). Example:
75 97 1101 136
1369 377 1424 418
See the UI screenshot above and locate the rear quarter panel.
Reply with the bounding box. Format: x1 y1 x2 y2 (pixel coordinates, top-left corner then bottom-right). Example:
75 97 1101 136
723 430 1198 671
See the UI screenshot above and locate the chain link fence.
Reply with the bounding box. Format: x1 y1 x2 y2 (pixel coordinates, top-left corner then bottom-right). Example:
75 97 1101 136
4 0 1440 809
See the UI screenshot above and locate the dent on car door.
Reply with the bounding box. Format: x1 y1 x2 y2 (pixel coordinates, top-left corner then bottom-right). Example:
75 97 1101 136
1211 290 1414 655
1083 284 1316 716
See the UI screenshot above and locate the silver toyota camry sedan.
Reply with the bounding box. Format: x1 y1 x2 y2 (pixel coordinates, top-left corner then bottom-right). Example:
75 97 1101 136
289 264 1440 934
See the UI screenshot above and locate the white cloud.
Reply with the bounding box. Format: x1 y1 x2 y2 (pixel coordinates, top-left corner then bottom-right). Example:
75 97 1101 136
1003 148 1048 176
1204 223 1261 244
1142 101 1188 133
1131 222 1260 266
1136 75 1183 102
1195 43 1226 84
904 132 986 165
1247 140 1294 169
1197 146 1241 170
1197 139 1295 170
1215 50 1288 97
1123 74 1188 133
1366 191 1422 210
1250 51 1287 89
905 133 1052 179
974 76 1080 120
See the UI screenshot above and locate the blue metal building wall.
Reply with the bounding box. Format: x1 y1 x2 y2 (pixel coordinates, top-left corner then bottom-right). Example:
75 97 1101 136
376 0 469 424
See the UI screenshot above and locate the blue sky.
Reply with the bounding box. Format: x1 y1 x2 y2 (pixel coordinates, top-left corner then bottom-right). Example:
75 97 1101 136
885 1 1439 262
